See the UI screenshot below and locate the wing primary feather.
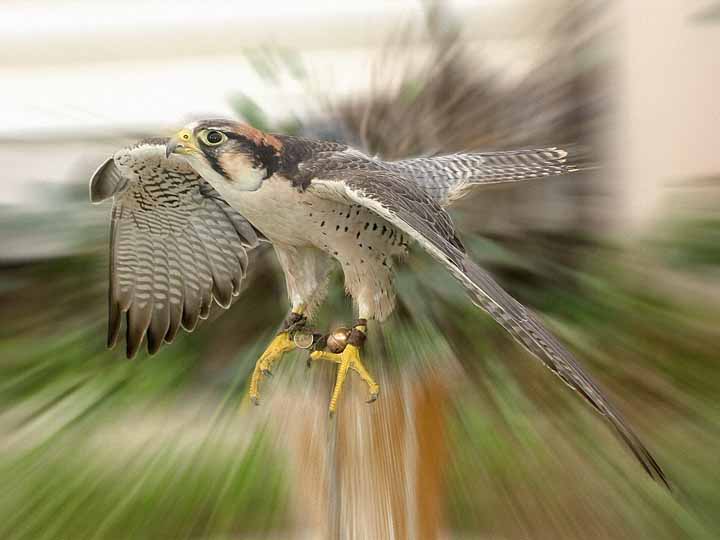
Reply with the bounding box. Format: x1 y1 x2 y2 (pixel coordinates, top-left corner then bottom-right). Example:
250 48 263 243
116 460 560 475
146 241 171 355
459 256 670 489
206 199 247 293
185 221 214 320
107 301 122 349
163 233 185 343
107 206 123 348
125 300 152 359
177 227 204 332
195 215 234 308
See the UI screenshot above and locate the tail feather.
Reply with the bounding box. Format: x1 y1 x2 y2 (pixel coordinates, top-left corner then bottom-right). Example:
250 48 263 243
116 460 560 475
387 145 594 205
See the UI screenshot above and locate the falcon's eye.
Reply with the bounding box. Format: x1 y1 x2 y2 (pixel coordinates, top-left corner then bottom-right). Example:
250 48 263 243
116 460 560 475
201 130 226 146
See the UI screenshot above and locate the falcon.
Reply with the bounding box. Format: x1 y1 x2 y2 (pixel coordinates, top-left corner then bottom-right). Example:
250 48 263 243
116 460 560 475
90 119 668 487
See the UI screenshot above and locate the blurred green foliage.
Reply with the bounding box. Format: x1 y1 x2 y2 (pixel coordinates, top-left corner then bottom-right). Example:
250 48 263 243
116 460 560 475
658 214 720 271
1 187 719 538
1 429 287 540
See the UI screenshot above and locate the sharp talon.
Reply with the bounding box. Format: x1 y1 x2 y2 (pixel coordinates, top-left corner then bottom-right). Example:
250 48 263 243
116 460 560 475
328 409 335 419
250 396 260 406
366 393 378 404
262 369 273 377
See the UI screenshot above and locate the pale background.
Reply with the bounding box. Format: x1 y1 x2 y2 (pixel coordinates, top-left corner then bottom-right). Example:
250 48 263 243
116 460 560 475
1 0 718 228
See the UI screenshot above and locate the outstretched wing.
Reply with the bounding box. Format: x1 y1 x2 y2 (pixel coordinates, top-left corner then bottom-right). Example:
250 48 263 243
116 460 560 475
385 146 588 205
90 138 265 358
309 159 668 488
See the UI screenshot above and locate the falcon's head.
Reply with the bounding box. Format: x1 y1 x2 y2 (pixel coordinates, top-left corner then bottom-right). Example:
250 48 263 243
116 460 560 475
166 119 282 191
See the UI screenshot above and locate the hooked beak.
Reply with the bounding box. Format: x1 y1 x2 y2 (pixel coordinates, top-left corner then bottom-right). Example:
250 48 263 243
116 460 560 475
166 128 198 158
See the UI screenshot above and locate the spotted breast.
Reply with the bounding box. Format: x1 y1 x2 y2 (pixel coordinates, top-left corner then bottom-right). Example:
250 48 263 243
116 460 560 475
221 176 409 320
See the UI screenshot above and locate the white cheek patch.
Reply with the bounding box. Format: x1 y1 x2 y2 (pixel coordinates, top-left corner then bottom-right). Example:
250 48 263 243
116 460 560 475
179 151 266 193
219 153 266 192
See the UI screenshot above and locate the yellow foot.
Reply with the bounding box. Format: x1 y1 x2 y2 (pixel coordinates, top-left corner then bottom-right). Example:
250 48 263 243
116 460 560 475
310 343 380 416
248 332 296 405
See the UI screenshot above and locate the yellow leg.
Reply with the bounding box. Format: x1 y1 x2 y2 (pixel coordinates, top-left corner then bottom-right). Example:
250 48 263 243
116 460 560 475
249 309 306 404
310 342 380 416
248 332 296 405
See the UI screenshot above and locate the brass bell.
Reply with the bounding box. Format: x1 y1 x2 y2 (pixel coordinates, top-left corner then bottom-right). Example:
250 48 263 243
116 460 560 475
326 327 350 353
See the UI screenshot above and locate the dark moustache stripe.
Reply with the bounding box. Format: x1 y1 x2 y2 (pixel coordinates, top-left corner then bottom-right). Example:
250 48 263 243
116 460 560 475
204 152 227 179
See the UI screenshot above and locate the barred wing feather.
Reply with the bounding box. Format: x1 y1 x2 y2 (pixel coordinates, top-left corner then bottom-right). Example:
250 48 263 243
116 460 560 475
386 146 588 204
90 139 264 358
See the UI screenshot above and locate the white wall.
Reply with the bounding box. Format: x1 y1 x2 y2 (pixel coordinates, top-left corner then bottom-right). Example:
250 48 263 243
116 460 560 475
616 0 720 230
